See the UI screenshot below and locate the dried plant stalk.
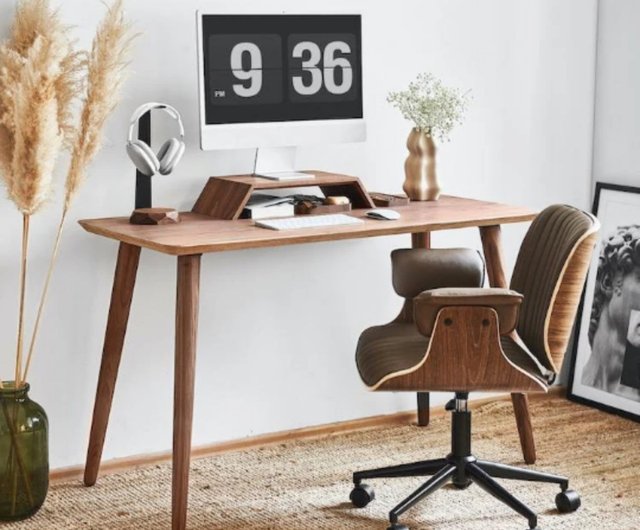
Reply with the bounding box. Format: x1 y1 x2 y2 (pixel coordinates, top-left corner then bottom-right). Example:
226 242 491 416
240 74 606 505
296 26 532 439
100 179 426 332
7 0 56 56
22 0 134 383
5 0 85 145
0 0 79 391
0 0 79 214
0 0 134 386
56 51 85 146
22 215 64 382
65 0 132 211
7 37 64 215
15 216 29 388
0 0 133 513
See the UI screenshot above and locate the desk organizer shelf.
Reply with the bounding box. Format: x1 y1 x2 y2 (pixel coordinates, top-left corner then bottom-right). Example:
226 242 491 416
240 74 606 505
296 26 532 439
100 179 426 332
192 171 375 220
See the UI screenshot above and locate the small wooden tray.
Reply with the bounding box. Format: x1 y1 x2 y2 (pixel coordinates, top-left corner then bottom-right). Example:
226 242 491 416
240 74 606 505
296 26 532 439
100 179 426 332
370 192 410 207
294 202 352 215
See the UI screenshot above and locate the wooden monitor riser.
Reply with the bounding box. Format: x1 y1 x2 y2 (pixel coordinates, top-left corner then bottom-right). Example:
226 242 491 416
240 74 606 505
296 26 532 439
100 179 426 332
192 171 375 220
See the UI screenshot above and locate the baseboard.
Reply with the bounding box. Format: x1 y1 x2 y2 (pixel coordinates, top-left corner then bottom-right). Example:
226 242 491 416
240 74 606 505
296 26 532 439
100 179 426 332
51 387 565 483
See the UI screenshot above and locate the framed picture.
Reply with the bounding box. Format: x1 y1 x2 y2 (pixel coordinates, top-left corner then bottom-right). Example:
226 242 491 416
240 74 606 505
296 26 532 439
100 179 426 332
568 182 640 422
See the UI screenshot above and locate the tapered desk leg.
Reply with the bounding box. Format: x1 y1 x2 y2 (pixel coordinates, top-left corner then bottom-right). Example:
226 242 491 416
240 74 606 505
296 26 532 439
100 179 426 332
510 393 536 464
479 225 536 465
84 243 141 486
416 392 430 427
412 232 431 427
173 254 201 530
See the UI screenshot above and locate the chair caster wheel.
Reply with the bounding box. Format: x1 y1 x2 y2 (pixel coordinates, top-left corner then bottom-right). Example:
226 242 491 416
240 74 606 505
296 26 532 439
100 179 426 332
556 489 581 512
452 480 472 490
387 524 409 530
350 483 375 508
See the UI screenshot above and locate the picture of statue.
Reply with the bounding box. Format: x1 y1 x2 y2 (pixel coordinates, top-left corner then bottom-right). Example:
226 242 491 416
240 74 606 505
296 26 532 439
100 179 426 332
581 225 640 401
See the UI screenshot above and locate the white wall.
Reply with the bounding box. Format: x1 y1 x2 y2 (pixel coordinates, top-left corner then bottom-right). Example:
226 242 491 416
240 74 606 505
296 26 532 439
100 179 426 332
0 0 598 469
592 0 640 188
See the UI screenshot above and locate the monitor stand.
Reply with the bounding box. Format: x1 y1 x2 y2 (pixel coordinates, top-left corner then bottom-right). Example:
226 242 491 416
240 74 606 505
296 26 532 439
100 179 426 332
253 146 315 181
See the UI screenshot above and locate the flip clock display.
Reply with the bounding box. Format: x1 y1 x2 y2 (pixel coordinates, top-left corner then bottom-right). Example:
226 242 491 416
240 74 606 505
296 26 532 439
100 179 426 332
202 15 362 124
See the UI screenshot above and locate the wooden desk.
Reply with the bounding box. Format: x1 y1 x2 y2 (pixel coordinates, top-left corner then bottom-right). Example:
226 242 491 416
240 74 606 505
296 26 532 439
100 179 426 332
80 195 536 529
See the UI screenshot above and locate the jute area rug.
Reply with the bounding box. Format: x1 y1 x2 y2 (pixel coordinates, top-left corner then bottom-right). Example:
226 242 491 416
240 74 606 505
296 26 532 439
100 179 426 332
6 396 640 529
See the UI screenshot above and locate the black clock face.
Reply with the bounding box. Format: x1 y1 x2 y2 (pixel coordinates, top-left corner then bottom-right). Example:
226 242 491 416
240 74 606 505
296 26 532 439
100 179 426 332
202 15 362 125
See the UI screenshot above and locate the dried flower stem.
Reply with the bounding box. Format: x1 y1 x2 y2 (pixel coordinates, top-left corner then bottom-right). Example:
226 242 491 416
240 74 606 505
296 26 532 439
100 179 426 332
0 0 133 516
0 0 74 390
22 208 67 382
21 0 134 385
14 215 30 389
65 0 132 209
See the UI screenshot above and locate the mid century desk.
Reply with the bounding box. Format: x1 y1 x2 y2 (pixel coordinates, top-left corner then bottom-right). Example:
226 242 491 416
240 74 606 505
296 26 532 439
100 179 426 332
79 177 536 529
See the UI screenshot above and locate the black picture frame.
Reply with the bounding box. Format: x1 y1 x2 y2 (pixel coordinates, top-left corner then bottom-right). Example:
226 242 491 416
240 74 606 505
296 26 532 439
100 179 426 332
567 181 640 422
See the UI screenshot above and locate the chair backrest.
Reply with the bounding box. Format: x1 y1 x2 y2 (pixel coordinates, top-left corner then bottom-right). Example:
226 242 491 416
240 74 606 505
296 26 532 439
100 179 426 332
510 204 600 373
390 248 485 323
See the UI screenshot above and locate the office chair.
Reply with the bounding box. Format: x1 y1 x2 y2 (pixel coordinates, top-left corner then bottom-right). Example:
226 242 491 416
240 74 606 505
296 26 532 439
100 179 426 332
349 205 599 530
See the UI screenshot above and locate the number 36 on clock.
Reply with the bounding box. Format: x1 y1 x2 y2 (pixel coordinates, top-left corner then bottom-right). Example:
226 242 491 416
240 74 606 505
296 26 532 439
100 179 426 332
208 33 359 106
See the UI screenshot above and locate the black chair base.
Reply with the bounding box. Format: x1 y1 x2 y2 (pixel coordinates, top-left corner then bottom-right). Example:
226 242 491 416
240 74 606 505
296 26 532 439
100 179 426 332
349 395 580 530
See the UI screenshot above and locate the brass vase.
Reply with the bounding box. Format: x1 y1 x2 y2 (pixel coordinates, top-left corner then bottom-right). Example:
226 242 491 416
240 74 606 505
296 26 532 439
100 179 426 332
403 128 440 201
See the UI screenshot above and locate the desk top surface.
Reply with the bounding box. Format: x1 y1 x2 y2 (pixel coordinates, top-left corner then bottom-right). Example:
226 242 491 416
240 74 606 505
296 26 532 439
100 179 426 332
79 195 536 256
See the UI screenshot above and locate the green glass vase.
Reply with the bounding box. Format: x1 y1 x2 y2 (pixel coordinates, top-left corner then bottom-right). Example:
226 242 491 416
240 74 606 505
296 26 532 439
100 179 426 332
0 382 48 521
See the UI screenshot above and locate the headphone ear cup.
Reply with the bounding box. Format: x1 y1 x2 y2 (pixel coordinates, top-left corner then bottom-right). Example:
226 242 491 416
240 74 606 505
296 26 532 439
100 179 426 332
127 140 160 176
157 138 185 175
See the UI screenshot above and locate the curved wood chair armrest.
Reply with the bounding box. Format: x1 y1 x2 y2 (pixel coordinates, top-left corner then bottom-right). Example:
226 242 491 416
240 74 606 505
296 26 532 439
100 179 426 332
414 287 523 337
375 306 546 394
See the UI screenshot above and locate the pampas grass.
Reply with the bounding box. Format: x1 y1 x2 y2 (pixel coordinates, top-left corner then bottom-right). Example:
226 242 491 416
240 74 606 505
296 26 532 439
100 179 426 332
6 36 65 215
23 0 134 383
0 0 77 390
6 0 84 144
65 0 132 210
0 0 134 388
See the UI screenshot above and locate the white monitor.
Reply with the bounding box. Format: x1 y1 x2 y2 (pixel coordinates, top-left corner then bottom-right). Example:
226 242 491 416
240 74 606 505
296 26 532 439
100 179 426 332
196 11 366 176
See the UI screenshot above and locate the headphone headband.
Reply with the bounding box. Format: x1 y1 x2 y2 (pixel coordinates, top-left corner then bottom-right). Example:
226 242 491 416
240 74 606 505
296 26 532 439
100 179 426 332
127 102 185 142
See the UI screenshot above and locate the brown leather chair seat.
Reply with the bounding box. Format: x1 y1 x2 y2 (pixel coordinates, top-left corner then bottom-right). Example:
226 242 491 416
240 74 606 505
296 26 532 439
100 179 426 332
356 323 429 388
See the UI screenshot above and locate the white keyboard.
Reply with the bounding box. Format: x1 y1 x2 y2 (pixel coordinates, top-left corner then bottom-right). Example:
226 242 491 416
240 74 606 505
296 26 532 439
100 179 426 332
255 213 364 231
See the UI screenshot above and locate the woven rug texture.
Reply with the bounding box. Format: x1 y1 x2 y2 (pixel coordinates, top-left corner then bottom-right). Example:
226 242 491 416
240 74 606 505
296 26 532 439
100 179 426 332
5 396 640 529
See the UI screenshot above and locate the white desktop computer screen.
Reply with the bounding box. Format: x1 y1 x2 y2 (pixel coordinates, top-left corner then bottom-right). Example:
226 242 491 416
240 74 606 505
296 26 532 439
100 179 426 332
196 12 366 159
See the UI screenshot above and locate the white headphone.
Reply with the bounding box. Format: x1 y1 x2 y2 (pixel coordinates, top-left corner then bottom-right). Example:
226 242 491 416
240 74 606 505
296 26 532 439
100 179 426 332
126 102 185 177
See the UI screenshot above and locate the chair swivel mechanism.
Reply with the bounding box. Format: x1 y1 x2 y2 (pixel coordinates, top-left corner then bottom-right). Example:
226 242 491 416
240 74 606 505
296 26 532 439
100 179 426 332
348 205 600 529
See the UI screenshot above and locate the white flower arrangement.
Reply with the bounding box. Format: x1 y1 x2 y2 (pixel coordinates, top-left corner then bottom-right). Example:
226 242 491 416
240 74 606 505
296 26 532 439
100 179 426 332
387 73 470 142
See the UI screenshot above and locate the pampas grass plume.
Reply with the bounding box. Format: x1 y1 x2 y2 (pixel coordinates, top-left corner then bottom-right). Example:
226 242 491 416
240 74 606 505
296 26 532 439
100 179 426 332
0 0 79 214
65 0 133 210
0 0 134 387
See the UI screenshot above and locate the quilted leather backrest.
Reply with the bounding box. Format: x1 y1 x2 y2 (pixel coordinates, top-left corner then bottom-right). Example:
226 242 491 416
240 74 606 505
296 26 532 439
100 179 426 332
391 248 485 299
510 204 599 372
